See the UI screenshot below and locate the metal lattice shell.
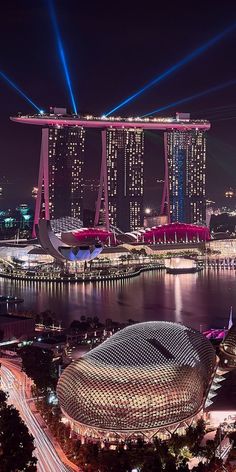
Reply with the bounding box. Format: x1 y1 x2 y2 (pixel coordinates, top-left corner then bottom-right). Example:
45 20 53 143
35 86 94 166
57 322 216 433
222 325 236 356
219 325 236 369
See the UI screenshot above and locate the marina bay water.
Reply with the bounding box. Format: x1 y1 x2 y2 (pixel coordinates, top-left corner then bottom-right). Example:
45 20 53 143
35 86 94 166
0 269 235 330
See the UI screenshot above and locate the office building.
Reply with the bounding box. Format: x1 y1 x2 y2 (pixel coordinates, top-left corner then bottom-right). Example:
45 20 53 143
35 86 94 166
106 128 144 231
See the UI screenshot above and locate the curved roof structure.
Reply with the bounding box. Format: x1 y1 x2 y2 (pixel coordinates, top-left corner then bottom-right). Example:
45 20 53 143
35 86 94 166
36 219 103 262
71 228 114 244
142 222 210 243
11 114 210 131
57 321 216 439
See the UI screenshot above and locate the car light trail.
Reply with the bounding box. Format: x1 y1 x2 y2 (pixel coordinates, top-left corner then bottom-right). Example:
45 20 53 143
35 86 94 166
1 361 72 472
48 0 78 114
0 71 43 113
141 79 236 117
104 22 236 116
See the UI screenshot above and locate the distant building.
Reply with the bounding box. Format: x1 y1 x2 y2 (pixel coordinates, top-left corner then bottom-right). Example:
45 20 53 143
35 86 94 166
106 128 144 232
167 114 207 224
48 126 85 220
210 212 236 235
225 188 234 199
83 208 95 227
0 314 35 341
144 214 168 228
0 204 33 238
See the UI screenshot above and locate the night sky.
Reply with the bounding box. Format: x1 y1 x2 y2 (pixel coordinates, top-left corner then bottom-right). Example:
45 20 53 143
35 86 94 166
1 0 236 210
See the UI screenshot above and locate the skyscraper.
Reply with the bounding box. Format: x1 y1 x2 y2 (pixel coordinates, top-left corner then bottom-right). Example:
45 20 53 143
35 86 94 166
12 110 210 236
48 126 85 220
166 116 207 224
106 128 144 231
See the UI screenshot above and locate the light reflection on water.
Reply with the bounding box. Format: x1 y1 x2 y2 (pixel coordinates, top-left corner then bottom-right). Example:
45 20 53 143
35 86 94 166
0 269 235 330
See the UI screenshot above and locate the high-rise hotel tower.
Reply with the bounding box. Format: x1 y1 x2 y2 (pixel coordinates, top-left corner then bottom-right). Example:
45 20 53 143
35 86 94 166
11 110 210 235
106 128 144 232
166 114 207 224
48 126 85 220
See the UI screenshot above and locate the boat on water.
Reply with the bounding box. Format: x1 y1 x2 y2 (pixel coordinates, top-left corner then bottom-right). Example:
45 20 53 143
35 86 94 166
0 295 24 304
165 257 202 274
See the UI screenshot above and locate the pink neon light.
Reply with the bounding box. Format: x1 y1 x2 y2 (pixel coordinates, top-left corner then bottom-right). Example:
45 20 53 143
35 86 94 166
32 129 50 238
94 130 110 230
11 116 211 131
143 222 210 243
72 228 114 244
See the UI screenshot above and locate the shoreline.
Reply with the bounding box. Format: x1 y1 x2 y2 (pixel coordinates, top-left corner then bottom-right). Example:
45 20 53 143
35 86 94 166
0 264 164 284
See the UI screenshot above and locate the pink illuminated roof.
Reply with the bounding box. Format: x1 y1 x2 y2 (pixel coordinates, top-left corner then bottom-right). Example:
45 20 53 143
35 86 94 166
143 222 210 242
72 227 113 242
203 329 226 340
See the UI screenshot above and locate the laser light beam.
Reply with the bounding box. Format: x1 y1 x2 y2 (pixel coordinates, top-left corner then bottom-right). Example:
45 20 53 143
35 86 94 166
48 0 78 114
141 79 236 117
104 21 236 117
0 71 42 113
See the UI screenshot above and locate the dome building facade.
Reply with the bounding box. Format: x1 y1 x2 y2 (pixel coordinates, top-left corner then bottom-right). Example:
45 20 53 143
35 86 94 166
219 325 236 370
57 322 216 441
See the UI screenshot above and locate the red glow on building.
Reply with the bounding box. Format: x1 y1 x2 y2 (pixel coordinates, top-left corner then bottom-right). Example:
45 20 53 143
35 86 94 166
142 222 210 244
72 228 115 244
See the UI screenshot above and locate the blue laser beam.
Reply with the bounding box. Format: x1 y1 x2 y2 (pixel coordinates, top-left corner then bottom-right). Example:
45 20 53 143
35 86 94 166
48 0 78 114
104 22 236 117
0 71 42 113
141 79 236 117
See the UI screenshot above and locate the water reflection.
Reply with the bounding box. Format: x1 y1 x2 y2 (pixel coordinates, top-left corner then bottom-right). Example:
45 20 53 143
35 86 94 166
174 276 182 323
0 269 235 330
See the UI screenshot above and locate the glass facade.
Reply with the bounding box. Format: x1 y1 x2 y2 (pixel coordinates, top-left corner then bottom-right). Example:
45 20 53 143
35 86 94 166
167 130 206 224
57 321 216 441
48 126 85 220
106 128 144 232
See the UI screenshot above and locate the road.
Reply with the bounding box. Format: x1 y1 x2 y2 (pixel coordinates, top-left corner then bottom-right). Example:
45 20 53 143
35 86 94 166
0 358 79 472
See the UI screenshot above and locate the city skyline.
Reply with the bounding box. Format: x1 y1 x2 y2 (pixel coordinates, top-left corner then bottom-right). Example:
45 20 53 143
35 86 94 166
0 0 236 207
1 3 236 472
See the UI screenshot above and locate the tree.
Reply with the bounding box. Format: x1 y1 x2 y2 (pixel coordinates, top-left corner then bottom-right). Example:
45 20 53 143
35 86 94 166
195 419 206 440
98 449 133 472
19 345 59 392
0 390 37 471
178 459 190 471
165 456 177 472
141 451 162 471
192 462 207 472
204 440 216 463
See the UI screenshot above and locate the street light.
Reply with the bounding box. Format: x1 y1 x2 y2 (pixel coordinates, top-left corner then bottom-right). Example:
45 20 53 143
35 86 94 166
145 208 152 215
